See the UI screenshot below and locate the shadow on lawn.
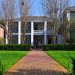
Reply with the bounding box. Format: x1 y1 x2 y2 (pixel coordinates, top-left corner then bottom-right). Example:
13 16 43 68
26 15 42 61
4 69 68 75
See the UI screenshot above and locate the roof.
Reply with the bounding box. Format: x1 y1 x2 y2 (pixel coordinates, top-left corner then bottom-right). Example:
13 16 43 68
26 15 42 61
15 16 51 22
0 24 5 29
65 6 75 12
59 6 75 18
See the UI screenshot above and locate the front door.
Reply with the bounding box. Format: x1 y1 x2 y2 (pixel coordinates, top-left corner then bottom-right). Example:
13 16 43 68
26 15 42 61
47 35 53 44
34 35 39 47
34 35 44 47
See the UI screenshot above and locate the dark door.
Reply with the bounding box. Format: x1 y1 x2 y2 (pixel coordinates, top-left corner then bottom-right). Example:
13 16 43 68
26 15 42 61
34 36 39 47
48 38 52 44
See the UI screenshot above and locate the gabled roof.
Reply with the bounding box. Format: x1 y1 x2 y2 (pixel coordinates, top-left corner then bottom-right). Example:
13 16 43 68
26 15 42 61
59 6 75 18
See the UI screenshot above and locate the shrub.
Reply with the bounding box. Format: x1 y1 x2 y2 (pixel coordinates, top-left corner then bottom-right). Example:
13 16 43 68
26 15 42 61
0 61 6 75
0 44 31 51
72 59 75 75
0 38 4 44
42 44 75 51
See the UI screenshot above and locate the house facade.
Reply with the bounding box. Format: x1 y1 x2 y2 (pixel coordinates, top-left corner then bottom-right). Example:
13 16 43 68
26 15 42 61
57 6 75 44
5 7 75 45
0 25 4 39
0 24 4 44
5 16 58 46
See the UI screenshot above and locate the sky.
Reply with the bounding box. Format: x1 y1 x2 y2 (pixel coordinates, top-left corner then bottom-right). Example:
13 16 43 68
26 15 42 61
0 0 75 17
70 0 75 6
32 0 75 16
31 0 43 16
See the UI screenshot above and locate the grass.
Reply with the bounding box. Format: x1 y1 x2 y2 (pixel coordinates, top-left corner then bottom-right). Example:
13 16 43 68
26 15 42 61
46 51 75 72
0 51 28 73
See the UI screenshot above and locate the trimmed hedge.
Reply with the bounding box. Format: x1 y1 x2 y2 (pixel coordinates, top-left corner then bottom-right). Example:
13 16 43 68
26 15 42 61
0 44 31 51
42 44 75 51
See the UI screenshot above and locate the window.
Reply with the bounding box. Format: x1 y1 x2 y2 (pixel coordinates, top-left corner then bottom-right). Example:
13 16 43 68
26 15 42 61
11 35 18 44
25 35 31 44
21 22 31 33
34 24 38 30
34 22 44 30
70 11 75 19
11 22 18 33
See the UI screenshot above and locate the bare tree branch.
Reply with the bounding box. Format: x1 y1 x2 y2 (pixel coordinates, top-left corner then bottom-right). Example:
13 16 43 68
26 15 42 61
42 0 69 44
1 0 15 44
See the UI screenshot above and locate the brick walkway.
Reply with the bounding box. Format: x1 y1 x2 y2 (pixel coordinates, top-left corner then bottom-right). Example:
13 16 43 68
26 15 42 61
4 50 68 75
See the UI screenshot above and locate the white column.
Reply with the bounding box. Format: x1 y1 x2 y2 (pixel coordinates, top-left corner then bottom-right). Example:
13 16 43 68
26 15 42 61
44 22 47 44
31 21 34 46
67 11 70 38
18 21 21 44
6 21 8 44
67 11 70 21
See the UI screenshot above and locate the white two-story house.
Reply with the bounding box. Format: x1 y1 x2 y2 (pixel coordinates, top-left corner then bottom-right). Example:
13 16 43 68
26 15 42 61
5 16 58 46
5 6 75 45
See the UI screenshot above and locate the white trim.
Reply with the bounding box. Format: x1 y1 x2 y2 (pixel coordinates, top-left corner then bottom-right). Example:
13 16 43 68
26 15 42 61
31 21 34 46
6 21 8 44
18 21 21 44
44 22 47 44
67 11 70 21
30 21 46 22
25 33 31 35
34 33 44 35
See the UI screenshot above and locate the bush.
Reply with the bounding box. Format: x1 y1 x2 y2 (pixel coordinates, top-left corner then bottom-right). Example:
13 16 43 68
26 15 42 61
0 38 4 44
0 44 31 51
0 61 6 75
72 59 75 75
42 44 75 51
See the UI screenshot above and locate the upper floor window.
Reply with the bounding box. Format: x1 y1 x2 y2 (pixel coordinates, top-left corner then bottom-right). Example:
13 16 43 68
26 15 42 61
47 22 51 30
21 22 31 33
34 22 44 30
11 22 18 33
70 11 75 19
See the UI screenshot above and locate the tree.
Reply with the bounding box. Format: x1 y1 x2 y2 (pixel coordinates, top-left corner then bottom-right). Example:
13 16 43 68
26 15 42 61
1 0 15 44
59 0 69 44
19 0 31 44
42 0 70 44
42 0 59 44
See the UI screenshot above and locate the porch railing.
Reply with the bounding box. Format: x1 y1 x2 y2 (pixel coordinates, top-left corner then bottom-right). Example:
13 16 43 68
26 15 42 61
34 30 44 33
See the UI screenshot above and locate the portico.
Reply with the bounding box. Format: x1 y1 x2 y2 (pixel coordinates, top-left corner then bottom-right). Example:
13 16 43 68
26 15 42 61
31 21 47 46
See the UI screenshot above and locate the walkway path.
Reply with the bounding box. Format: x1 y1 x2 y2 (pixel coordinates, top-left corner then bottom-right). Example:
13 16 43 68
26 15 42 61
4 50 68 75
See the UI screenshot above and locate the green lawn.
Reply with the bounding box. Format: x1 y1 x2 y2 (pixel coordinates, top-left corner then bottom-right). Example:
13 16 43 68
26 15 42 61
46 51 75 72
0 51 28 72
